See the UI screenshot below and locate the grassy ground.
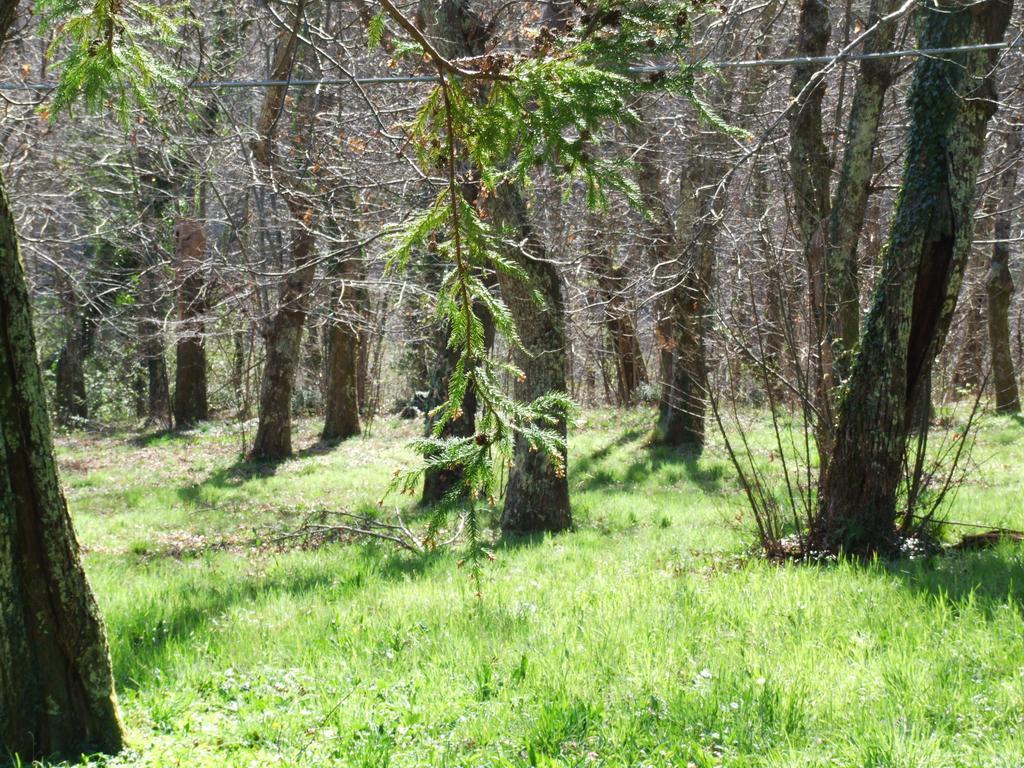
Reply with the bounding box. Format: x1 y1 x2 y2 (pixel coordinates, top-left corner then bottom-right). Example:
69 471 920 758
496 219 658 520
46 409 1024 767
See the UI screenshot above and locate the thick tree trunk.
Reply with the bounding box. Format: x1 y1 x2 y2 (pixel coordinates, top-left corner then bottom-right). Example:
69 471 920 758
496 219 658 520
252 225 316 459
657 241 712 447
816 0 1014 554
987 125 1021 413
491 184 571 534
631 113 710 446
322 239 365 441
0 166 124 760
249 0 320 460
656 135 720 448
172 220 209 426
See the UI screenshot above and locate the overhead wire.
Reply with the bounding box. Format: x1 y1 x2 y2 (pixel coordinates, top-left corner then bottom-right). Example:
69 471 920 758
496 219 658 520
0 39 1020 92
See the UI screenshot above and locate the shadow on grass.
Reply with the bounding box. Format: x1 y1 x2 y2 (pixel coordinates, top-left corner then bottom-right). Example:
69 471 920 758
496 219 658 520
885 545 1024 618
296 437 351 458
572 427 649 477
573 430 725 494
110 540 451 690
176 456 283 506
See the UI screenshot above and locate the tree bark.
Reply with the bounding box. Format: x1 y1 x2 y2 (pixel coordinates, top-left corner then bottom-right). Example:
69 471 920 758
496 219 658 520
954 271 986 394
172 220 209 426
823 0 902 367
53 272 91 428
138 266 171 429
816 0 1014 554
250 0 320 460
630 114 678 426
415 0 491 504
657 141 720 449
491 183 572 534
589 235 647 406
788 0 834 452
322 220 365 441
421 305 480 505
987 124 1021 413
0 167 125 760
631 112 713 447
252 223 316 459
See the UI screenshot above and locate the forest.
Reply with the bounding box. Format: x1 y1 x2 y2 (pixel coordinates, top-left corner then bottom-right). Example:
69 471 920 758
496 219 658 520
2 0 1024 765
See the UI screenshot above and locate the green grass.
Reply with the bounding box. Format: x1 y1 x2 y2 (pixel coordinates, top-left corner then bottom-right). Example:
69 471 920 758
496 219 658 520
44 409 1024 766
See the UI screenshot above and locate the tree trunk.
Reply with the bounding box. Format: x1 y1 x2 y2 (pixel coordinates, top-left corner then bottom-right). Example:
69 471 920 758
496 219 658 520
630 112 708 446
54 272 90 428
322 227 365 441
788 0 834 452
252 225 316 459
589 237 647 406
231 328 249 419
421 311 480 505
0 166 124 760
250 0 320 460
987 124 1021 413
415 0 492 504
655 129 720 449
823 0 902 368
356 324 371 416
172 220 209 426
133 251 172 428
816 0 1014 554
657 239 712 447
491 183 572 534
954 275 986 394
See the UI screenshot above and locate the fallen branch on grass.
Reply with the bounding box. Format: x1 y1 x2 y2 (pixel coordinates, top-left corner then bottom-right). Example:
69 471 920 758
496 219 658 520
267 508 467 554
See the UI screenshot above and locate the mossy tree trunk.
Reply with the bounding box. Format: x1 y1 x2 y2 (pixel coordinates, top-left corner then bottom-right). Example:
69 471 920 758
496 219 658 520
987 124 1021 413
823 0 902 370
172 220 209 427
0 168 125 760
815 0 1014 554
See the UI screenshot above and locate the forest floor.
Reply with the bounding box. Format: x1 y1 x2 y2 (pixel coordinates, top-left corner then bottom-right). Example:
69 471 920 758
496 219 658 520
52 408 1024 767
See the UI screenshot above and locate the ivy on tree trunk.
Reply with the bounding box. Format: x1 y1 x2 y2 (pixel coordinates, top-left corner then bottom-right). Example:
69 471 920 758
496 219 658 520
815 0 1015 555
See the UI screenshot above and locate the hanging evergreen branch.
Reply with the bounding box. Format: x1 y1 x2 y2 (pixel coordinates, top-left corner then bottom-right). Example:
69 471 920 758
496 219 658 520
37 0 187 126
376 0 721 573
